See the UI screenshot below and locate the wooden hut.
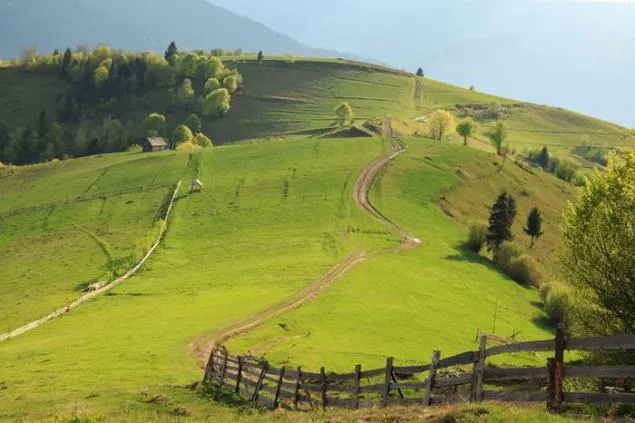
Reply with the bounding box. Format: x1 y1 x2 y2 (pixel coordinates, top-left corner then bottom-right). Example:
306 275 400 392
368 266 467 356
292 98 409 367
143 137 168 152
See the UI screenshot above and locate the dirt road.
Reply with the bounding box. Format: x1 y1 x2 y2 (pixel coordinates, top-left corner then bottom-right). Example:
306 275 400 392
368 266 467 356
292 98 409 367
190 118 421 367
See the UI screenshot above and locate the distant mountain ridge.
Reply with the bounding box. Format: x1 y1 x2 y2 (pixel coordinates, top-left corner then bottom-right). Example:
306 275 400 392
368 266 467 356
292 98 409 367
0 0 352 59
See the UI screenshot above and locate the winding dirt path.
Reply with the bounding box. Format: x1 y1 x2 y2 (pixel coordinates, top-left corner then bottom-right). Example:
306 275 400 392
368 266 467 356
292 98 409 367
190 118 421 367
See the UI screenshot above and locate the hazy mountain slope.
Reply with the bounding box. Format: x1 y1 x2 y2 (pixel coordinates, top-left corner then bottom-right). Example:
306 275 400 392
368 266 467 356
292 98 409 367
213 0 635 127
0 0 347 59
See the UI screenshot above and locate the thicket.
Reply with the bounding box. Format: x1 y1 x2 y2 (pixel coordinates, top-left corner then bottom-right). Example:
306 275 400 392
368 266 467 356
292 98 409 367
524 147 583 185
0 43 241 165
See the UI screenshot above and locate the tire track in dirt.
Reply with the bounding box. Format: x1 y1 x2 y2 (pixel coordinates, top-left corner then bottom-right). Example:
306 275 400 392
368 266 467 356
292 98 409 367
190 117 421 367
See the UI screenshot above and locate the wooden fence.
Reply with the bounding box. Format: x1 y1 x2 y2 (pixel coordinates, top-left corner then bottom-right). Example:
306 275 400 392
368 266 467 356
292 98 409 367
203 326 635 411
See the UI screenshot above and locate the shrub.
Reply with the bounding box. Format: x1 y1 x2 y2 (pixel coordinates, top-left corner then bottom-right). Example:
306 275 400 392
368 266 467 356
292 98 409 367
539 282 553 302
555 160 577 182
176 141 200 151
494 241 525 271
466 222 488 253
507 255 542 287
126 144 142 153
544 285 570 324
193 133 213 148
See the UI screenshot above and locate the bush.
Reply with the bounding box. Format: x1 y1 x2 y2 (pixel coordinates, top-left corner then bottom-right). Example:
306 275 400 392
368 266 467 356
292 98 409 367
539 282 553 302
494 241 525 271
544 285 570 324
507 255 542 287
126 144 142 153
466 222 488 253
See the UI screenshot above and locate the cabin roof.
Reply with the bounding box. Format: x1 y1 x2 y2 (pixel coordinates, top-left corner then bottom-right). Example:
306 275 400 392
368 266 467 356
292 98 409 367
146 137 168 147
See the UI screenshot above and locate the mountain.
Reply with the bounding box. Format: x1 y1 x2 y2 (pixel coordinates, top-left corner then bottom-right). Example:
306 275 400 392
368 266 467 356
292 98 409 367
212 0 635 128
0 0 349 60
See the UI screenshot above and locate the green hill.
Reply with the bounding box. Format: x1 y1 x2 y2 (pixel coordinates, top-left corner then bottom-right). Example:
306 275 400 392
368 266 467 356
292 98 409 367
0 56 631 421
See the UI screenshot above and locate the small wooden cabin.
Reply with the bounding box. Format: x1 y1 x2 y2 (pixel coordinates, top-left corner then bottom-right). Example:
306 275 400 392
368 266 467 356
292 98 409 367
143 137 168 152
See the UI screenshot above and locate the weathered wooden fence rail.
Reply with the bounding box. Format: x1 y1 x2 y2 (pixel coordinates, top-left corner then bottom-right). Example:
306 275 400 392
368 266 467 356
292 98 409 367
203 326 635 411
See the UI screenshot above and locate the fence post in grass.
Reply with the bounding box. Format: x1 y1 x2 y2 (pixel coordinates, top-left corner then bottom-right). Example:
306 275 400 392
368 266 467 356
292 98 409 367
552 323 566 412
320 366 328 410
234 356 243 395
293 366 302 409
423 350 441 406
273 366 286 409
470 336 487 403
352 364 361 409
382 357 394 407
215 350 229 399
203 350 215 384
252 362 268 403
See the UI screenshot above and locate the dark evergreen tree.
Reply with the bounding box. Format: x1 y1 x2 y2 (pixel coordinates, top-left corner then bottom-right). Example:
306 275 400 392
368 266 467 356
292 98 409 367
486 191 518 251
165 41 178 66
537 146 550 169
37 109 50 139
524 207 544 248
60 48 73 79
257 50 264 64
416 68 424 77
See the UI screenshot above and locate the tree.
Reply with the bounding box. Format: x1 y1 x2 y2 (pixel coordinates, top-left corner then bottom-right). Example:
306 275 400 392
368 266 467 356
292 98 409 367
144 113 166 137
537 146 550 169
210 48 225 57
416 68 424 77
333 102 353 127
60 48 73 78
524 207 544 248
562 151 635 334
428 110 455 141
202 88 231 117
193 132 213 148
184 113 203 133
180 53 198 78
172 124 193 148
199 57 224 79
94 65 110 86
489 122 508 155
223 75 239 93
165 41 178 66
456 118 476 146
257 50 264 64
204 78 221 94
486 191 517 252
175 78 195 105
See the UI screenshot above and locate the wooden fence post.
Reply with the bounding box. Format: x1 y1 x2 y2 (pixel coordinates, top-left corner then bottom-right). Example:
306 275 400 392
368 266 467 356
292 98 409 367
553 324 566 411
382 357 394 407
320 366 328 410
252 362 268 403
293 366 302 409
220 351 229 386
352 364 361 409
273 366 286 409
423 350 441 406
235 356 243 395
470 336 487 402
203 350 215 384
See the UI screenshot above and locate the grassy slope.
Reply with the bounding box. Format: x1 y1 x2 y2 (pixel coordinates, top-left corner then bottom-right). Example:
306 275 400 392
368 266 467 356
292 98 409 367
228 139 559 371
0 152 187 329
0 136 392 420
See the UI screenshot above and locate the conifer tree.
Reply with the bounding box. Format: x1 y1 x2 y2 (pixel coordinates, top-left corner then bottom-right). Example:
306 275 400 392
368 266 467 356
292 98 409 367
537 146 550 169
60 48 73 79
524 207 544 248
486 191 518 251
165 41 178 66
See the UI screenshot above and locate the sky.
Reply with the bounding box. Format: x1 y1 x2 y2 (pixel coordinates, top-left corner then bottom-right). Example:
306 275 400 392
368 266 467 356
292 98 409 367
211 0 635 127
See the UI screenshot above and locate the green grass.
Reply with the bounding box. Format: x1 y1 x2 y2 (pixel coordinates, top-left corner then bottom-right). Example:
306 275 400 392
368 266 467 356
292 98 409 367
227 139 556 371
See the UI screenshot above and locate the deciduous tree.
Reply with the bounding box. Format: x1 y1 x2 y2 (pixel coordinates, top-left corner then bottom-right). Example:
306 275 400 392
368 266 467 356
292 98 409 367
144 113 166 137
202 88 231 117
172 124 193 148
184 113 203 133
428 110 455 141
456 118 476 146
489 122 508 155
334 102 353 127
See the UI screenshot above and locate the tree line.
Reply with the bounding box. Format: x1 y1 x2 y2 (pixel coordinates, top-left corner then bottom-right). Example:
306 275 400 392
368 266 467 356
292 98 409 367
0 42 243 165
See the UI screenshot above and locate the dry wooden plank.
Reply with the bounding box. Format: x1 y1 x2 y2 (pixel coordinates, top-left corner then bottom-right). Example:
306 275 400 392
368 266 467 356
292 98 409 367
325 384 355 394
329 372 356 382
567 334 635 351
299 383 323 393
360 368 385 378
390 382 427 390
564 365 635 379
484 366 547 381
392 365 430 375
438 351 476 368
240 376 258 389
564 392 635 405
300 370 322 379
485 339 555 356
435 374 473 388
423 351 441 405
483 390 545 402
283 369 299 379
359 383 385 394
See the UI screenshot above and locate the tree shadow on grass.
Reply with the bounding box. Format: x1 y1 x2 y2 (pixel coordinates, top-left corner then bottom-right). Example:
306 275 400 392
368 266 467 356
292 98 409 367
531 315 555 332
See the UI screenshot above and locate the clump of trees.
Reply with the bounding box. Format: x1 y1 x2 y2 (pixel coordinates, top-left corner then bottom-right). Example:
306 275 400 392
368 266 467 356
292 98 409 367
146 112 213 151
524 146 583 185
0 42 239 165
